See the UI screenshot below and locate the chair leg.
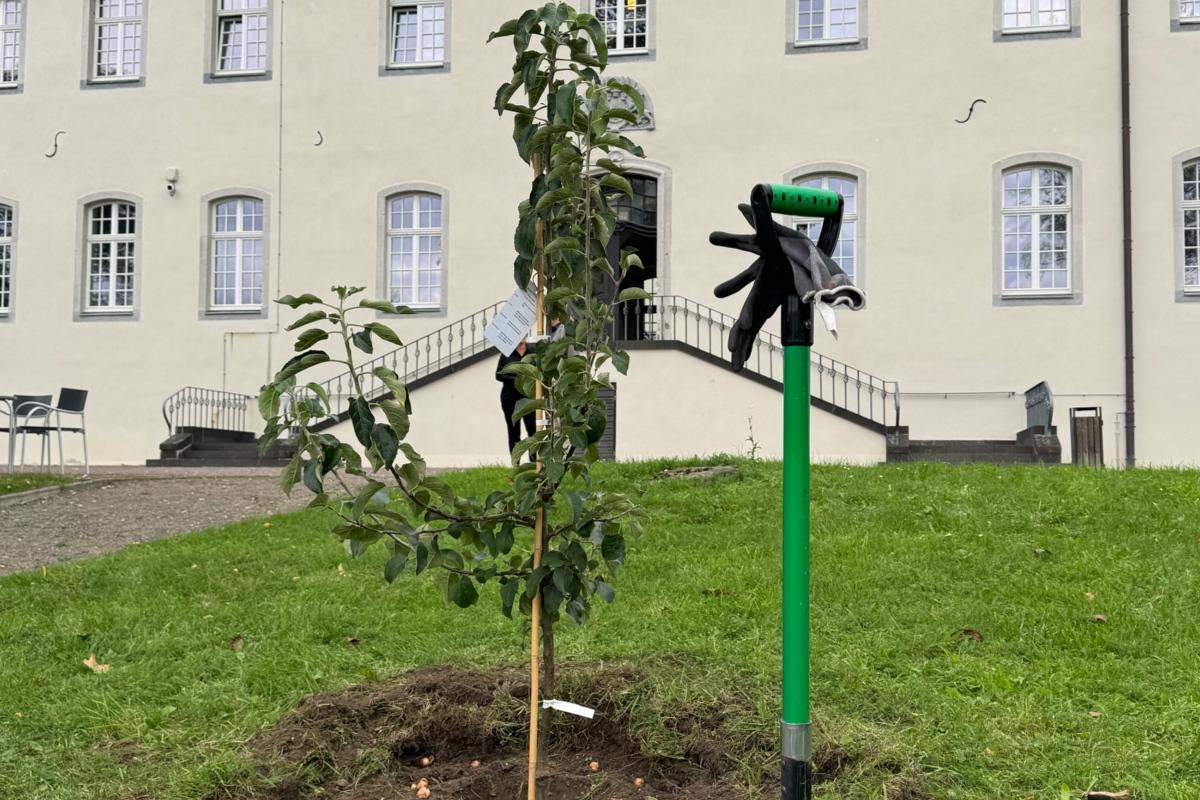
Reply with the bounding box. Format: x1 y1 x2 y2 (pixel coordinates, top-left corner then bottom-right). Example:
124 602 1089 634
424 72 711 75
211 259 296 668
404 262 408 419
19 431 26 472
57 427 65 476
82 427 90 477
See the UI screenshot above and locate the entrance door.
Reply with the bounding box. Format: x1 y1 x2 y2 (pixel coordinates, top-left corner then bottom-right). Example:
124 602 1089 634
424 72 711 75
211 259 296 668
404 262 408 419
602 174 658 341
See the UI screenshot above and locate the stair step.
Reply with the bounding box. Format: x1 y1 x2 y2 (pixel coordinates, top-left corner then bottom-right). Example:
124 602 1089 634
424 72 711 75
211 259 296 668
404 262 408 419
177 426 257 444
146 458 294 468
180 449 291 461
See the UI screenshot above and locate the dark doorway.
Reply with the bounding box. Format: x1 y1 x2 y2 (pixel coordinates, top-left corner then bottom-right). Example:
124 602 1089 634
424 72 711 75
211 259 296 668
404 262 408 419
603 174 658 341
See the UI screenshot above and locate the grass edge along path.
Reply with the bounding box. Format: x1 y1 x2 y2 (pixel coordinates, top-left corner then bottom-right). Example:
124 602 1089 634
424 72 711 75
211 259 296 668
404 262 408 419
0 461 1197 799
0 472 73 497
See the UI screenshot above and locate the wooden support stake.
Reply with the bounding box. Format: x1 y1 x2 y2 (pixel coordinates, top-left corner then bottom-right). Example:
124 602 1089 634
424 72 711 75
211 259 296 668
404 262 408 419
527 153 547 800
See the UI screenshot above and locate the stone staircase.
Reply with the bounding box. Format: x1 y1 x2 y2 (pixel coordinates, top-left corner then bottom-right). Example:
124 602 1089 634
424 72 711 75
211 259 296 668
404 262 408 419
147 426 296 468
887 427 1062 465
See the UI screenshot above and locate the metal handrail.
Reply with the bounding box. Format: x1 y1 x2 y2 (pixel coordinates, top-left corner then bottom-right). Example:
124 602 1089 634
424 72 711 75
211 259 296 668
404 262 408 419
615 295 901 429
162 386 253 435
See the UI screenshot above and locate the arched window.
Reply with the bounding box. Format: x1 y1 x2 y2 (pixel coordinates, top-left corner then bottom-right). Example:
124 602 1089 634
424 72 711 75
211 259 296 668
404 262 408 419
386 192 443 309
1001 165 1071 293
210 196 265 309
0 203 12 314
84 200 137 311
1183 160 1200 291
791 173 859 283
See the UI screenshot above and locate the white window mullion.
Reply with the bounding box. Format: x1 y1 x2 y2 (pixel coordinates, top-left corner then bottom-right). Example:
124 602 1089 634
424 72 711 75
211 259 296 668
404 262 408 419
0 204 12 312
1183 162 1200 290
216 0 267 73
390 2 444 66
1002 0 1069 33
0 0 22 86
93 0 143 80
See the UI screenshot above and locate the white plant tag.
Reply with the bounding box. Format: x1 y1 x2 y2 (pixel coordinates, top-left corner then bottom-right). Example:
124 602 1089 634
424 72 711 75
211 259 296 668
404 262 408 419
541 699 596 719
484 288 538 356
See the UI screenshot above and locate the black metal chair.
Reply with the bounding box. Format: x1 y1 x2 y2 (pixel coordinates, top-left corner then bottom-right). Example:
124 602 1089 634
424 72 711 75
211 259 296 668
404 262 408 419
16 389 90 475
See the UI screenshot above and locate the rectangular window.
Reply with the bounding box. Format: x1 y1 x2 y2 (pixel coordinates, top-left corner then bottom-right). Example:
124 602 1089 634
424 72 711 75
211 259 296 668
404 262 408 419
1184 162 1200 290
596 0 647 52
797 0 859 42
390 2 444 65
387 193 442 308
1183 0 1200 21
0 0 21 86
794 175 858 282
0 205 12 312
1002 0 1069 32
211 197 264 308
93 0 143 80
216 0 268 73
86 202 137 310
1002 167 1071 293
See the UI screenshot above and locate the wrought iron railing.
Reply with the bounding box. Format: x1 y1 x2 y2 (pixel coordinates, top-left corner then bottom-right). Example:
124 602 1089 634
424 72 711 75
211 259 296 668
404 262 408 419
299 301 506 421
162 386 254 435
615 295 901 429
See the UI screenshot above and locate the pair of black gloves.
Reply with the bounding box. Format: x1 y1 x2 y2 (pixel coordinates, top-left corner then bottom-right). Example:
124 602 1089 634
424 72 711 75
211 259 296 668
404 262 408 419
711 204 865 371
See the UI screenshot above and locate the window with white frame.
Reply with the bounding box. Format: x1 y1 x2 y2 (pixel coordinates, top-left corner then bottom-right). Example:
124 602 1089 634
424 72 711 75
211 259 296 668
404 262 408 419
0 204 12 313
387 193 442 308
389 2 445 65
1002 0 1069 31
1183 161 1200 290
797 0 859 43
793 175 858 282
93 0 143 80
85 201 137 311
211 197 264 309
1 1 21 86
1001 167 1071 293
216 0 268 73
596 0 647 52
1182 0 1200 22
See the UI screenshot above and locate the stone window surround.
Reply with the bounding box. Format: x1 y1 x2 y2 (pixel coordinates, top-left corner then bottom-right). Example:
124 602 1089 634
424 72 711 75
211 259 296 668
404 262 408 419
1171 0 1200 32
204 0 273 84
73 191 143 321
0 0 26 94
1173 148 1200 302
377 182 450 317
993 0 1081 42
198 188 271 320
80 0 149 90
0 196 16 321
598 155 673 297
992 153 1084 306
379 0 452 77
785 0 868 55
591 0 656 63
783 162 867 290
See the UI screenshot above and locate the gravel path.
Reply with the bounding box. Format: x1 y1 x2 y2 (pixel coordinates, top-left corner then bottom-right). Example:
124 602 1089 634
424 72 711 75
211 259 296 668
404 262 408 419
0 470 311 575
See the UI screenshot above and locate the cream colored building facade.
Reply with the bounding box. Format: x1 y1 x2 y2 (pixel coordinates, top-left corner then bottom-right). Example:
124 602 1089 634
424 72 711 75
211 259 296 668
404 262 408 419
1 0 1198 468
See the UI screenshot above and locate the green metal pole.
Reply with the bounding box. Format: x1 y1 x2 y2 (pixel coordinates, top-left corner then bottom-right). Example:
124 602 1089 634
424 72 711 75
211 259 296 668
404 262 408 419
780 342 812 799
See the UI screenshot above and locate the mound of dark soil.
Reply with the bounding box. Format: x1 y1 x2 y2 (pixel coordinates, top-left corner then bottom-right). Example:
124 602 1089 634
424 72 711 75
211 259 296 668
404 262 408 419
217 664 758 800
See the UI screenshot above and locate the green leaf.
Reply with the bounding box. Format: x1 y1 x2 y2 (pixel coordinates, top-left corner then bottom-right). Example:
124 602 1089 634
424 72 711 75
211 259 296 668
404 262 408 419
302 458 323 495
512 397 545 423
277 293 323 308
414 541 430 575
279 454 302 496
447 575 479 609
487 17 520 43
552 566 573 596
596 157 627 175
305 382 331 414
606 79 645 116
384 553 407 583
371 423 399 467
294 328 329 352
526 565 550 598
352 479 387 520
601 534 626 566
599 173 633 196
372 367 409 405
378 399 410 440
500 578 520 618
359 298 408 314
543 236 581 255
351 330 373 354
611 349 630 375
275 351 330 382
258 384 280 421
365 322 403 346
285 309 328 330
617 287 651 303
595 579 616 603
348 397 375 448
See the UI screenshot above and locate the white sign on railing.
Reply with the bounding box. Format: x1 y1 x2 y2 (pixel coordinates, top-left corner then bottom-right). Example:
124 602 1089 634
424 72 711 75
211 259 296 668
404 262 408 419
484 287 538 356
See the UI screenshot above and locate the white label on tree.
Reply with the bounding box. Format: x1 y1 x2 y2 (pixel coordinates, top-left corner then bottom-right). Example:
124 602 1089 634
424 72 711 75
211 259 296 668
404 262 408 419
542 699 596 719
484 288 538 356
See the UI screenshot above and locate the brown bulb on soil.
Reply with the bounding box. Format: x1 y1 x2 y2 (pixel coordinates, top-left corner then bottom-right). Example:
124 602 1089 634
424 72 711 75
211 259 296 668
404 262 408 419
634 777 645 787
419 755 434 767
470 760 481 768
588 761 600 772
416 786 431 799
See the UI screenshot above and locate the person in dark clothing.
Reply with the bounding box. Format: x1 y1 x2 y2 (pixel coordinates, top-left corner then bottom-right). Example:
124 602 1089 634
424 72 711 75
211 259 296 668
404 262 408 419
497 338 535 453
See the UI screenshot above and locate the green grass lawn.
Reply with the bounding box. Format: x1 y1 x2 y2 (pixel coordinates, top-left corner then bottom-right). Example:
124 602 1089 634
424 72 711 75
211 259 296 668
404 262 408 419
0 461 1198 799
0 473 72 496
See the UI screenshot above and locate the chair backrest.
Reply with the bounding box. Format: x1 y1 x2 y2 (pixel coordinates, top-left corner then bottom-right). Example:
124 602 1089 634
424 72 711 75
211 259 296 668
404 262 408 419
57 388 88 413
13 395 52 420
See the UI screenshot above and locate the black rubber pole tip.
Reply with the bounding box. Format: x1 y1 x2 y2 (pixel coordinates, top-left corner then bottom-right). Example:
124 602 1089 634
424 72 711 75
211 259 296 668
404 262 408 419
781 756 812 800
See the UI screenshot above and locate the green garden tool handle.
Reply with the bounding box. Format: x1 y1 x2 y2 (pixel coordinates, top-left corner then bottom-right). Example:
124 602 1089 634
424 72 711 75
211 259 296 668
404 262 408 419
763 183 842 218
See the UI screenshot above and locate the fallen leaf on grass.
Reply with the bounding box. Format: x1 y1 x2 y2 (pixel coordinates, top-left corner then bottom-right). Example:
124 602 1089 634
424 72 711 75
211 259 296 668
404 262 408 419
1091 614 1108 624
82 654 110 674
337 564 347 577
959 628 984 642
1088 711 1102 718
1033 548 1051 558
345 637 360 647
1085 592 1095 601
1084 792 1132 800
983 747 994 756
229 635 244 652
262 522 273 529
